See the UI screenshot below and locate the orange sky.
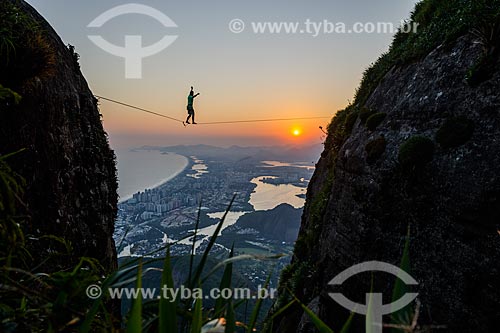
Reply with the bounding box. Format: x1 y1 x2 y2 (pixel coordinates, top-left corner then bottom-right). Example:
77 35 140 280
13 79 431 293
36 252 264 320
27 0 418 148
99 88 333 146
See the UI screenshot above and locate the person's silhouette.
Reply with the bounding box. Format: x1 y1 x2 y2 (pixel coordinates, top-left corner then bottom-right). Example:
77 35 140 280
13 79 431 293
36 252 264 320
185 86 200 124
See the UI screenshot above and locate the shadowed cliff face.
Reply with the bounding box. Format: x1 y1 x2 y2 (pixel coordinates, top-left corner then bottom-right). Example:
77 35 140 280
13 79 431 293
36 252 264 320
273 34 500 332
0 0 118 272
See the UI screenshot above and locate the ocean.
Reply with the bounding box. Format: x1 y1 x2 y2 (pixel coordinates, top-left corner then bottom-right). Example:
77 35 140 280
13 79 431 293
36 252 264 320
115 149 188 202
115 149 308 209
115 149 310 255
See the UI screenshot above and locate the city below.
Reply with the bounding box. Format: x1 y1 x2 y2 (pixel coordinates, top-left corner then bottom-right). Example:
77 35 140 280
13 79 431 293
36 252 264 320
114 144 319 289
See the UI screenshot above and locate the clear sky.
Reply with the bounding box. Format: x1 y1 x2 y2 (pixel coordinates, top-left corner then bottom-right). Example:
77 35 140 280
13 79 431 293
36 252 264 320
26 0 418 149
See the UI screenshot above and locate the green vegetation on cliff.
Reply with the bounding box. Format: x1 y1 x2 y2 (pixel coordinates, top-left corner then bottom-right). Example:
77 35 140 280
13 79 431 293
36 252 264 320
398 136 435 169
355 0 500 106
0 1 55 92
273 0 500 329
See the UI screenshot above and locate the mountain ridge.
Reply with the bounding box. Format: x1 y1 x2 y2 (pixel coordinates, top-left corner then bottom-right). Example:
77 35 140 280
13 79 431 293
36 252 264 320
140 144 323 163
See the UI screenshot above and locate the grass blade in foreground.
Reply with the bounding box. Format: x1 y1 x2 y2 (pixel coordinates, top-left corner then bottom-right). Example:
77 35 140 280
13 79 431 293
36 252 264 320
159 248 177 333
264 299 296 332
287 288 334 333
188 200 203 283
225 300 236 333
214 245 234 317
189 195 236 288
339 311 355 333
191 293 203 333
202 253 286 284
247 270 273 333
390 225 413 329
126 259 143 333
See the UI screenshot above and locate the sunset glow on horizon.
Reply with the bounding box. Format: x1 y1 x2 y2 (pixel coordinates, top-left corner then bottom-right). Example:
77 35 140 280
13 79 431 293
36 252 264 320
27 0 419 148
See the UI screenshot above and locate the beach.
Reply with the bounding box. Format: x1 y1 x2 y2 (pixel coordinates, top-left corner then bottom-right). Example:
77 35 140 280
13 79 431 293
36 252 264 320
115 149 189 202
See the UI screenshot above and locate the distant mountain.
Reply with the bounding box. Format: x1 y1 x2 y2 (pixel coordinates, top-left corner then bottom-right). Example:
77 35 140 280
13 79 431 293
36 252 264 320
235 204 303 242
141 144 323 163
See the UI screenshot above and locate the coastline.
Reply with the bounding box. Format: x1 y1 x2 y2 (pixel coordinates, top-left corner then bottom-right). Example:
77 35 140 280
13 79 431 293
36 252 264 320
117 153 311 209
114 154 315 259
118 153 190 203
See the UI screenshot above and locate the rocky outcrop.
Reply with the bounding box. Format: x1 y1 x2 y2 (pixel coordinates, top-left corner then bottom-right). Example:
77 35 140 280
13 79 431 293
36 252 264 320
0 0 118 272
272 33 500 333
235 204 302 242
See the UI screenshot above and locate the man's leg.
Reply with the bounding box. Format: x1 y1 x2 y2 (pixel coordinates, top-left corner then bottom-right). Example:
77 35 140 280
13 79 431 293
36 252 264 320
192 112 197 124
186 114 191 123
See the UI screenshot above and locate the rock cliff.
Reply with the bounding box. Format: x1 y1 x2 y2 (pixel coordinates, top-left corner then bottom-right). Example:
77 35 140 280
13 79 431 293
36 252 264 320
0 0 118 272
272 1 500 332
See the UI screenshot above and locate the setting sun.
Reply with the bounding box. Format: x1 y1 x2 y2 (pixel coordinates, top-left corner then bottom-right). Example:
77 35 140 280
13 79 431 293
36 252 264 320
292 128 301 136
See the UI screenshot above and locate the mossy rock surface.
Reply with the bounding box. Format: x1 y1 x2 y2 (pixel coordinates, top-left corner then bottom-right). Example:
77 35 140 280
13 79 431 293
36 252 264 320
359 107 375 124
344 110 359 135
398 136 435 168
436 116 475 149
365 136 387 163
365 112 387 131
0 1 55 89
